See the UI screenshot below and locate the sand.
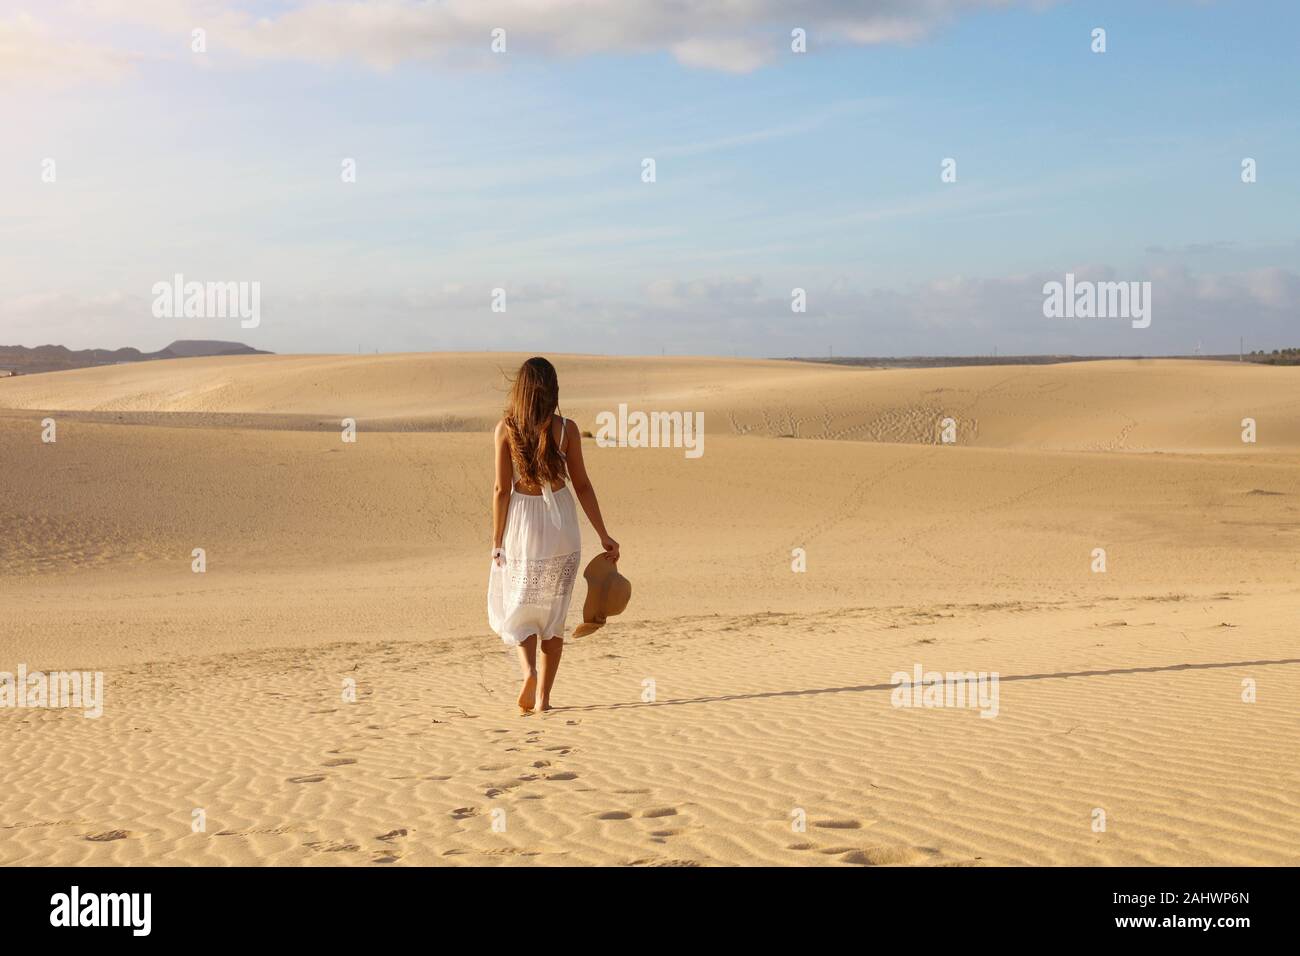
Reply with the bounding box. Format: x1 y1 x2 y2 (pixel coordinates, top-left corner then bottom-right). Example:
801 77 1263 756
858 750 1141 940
1 354 1298 865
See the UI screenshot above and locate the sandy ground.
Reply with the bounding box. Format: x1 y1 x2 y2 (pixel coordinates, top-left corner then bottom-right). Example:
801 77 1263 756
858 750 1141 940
1 354 1298 865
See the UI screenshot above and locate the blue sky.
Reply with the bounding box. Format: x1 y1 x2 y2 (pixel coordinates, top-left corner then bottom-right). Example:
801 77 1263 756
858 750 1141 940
2 0 1297 356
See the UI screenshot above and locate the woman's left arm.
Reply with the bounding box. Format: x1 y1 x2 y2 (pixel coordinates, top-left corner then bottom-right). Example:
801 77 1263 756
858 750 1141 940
491 421 513 556
564 419 618 562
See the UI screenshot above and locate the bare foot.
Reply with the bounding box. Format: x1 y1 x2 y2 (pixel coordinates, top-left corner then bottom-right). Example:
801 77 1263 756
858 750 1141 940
536 699 552 714
518 675 537 714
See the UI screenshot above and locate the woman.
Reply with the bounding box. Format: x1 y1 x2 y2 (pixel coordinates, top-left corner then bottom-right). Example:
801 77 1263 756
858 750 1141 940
488 357 619 714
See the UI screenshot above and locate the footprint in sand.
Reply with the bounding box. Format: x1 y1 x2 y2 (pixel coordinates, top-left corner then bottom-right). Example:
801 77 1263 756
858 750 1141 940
85 830 131 842
450 807 477 819
217 825 298 838
544 771 578 781
305 840 360 853
629 857 701 867
813 819 865 830
840 846 926 866
640 807 678 819
596 811 633 820
287 774 327 784
322 758 356 767
376 829 408 842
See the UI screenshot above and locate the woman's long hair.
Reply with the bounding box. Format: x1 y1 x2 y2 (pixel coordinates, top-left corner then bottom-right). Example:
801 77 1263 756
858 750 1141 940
503 357 566 487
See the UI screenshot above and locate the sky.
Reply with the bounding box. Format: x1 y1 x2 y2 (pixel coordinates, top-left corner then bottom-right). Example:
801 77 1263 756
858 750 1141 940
1 0 1297 357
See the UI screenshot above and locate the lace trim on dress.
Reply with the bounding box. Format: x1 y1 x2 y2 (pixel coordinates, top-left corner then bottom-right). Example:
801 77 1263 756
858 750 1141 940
506 551 580 605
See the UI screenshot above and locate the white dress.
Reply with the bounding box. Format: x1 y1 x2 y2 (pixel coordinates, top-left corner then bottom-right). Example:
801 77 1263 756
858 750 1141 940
488 418 581 645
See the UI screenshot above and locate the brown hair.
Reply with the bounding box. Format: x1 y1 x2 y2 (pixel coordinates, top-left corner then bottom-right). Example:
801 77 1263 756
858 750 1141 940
503 357 566 487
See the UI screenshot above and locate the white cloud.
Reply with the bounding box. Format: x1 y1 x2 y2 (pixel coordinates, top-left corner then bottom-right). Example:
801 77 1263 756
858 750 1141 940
8 265 1298 358
65 0 1040 75
670 36 773 74
0 13 143 86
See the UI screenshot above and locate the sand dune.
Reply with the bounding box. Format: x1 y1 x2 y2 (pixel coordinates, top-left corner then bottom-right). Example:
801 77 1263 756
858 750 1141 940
3 353 1298 451
2 355 1299 865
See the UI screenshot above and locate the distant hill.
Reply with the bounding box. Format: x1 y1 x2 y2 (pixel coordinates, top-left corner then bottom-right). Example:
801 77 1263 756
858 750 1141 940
0 340 270 376
156 340 266 359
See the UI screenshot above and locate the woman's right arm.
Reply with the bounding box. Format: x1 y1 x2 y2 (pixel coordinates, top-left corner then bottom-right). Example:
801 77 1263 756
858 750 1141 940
563 419 619 563
491 421 512 557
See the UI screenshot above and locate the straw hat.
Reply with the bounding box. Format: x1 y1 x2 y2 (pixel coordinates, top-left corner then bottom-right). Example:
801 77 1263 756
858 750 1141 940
572 554 631 637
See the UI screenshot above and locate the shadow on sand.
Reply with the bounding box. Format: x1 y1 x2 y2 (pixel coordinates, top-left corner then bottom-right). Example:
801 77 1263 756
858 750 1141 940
558 657 1300 713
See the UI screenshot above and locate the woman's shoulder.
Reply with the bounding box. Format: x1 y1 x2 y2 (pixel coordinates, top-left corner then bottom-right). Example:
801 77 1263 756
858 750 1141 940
494 418 509 440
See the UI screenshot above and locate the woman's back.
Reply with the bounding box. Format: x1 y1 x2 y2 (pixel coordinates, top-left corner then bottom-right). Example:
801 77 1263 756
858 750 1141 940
509 414 569 495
